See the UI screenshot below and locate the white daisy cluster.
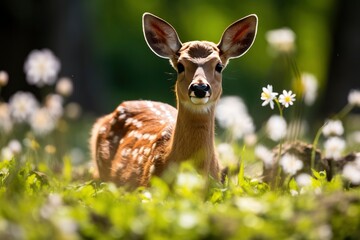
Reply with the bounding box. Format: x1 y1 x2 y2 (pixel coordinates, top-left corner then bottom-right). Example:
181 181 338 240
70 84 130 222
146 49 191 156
0 49 76 138
261 85 296 110
215 96 255 141
322 120 346 161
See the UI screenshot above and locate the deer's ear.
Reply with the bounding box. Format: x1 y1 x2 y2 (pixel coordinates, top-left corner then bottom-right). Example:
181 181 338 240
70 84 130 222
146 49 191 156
218 14 258 62
143 13 182 59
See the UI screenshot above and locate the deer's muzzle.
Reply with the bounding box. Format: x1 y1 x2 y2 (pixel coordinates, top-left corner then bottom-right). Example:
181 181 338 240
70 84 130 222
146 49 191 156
188 83 211 104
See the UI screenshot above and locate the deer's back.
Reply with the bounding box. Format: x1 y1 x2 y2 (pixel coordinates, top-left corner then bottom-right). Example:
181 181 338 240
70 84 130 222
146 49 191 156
91 100 177 188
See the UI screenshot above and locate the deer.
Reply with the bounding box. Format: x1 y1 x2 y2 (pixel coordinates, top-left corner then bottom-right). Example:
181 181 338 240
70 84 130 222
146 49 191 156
90 12 258 189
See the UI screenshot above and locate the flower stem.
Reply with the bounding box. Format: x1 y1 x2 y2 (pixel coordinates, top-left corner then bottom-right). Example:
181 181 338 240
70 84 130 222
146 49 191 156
311 122 326 170
275 99 283 117
274 98 284 189
333 103 354 120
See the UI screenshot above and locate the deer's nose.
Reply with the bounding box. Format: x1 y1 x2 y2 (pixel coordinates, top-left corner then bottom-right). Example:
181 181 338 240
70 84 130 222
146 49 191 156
189 83 211 98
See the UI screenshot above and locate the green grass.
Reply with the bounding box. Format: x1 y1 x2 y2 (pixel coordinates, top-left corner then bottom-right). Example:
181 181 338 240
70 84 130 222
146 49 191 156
1 155 359 240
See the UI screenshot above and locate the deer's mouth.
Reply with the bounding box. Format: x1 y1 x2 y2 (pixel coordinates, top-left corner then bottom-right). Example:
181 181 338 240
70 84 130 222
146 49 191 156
189 92 210 105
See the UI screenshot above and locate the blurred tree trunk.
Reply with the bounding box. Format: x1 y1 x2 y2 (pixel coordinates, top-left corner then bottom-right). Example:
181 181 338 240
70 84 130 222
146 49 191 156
323 0 360 116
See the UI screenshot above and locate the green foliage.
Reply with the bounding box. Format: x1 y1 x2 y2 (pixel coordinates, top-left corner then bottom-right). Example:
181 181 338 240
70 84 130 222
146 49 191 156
0 158 359 239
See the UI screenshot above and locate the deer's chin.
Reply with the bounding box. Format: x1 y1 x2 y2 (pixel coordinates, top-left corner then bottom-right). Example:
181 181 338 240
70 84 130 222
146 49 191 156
190 97 209 105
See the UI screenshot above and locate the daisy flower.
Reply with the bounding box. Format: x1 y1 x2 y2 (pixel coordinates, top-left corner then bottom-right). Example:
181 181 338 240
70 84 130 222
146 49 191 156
24 49 61 87
9 91 39 123
261 85 278 109
45 94 64 119
178 212 199 229
266 28 296 53
301 73 318 106
348 89 360 107
342 156 360 184
266 115 287 141
217 143 237 167
216 96 255 140
176 172 204 189
322 119 344 137
254 144 275 169
324 136 346 160
278 90 296 108
279 153 303 176
295 173 312 187
29 107 57 136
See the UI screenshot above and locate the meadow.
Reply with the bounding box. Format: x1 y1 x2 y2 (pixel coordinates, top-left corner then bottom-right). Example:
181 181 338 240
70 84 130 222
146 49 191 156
1 27 360 240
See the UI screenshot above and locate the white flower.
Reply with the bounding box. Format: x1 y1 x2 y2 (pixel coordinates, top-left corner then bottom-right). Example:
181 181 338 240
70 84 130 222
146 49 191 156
278 90 296 108
1 147 14 160
45 94 64 119
217 143 237 166
234 197 268 214
342 156 360 184
176 172 203 189
290 189 299 196
254 144 274 169
215 96 255 139
279 153 303 176
301 73 318 106
0 139 22 160
295 173 312 187
324 137 346 160
29 107 56 136
266 28 296 53
322 120 344 137
0 71 9 87
266 115 287 141
56 77 73 97
348 89 360 107
9 91 39 123
261 85 278 109
316 224 333 240
141 190 152 203
0 103 13 134
24 49 60 87
244 133 257 146
8 140 22 154
178 212 198 229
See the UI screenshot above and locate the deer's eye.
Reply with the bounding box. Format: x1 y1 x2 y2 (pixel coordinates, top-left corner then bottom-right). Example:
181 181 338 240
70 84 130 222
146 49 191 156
177 63 185 73
215 63 223 73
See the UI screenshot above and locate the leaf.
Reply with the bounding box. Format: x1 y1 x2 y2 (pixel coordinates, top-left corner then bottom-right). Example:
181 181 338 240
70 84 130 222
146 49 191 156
62 155 72 183
288 177 298 191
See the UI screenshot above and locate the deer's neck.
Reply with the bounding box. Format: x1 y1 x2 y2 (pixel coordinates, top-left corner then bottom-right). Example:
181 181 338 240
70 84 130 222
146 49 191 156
166 103 220 179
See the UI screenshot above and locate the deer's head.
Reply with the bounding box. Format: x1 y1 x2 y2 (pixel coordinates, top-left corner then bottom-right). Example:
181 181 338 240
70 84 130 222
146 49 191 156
143 13 258 113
